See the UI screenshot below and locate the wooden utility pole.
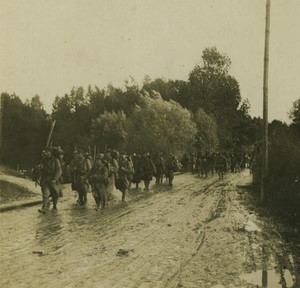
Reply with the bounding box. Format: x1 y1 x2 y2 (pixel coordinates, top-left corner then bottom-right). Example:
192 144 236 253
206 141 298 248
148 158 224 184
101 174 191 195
261 0 271 203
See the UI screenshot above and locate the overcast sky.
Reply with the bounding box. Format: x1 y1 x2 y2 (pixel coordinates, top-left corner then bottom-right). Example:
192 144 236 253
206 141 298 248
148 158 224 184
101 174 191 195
1 0 299 122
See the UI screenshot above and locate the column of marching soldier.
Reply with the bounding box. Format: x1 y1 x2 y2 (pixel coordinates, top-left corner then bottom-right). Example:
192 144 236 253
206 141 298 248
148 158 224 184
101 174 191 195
31 147 252 214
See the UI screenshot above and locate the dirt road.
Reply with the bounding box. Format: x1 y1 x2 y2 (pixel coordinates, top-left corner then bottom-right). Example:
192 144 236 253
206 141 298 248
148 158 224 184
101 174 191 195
0 170 298 287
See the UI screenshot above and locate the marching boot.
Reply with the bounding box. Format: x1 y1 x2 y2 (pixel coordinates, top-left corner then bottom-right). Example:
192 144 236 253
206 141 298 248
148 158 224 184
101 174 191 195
38 195 50 214
122 189 127 202
52 197 58 211
83 191 87 205
144 181 150 191
38 207 46 214
94 196 100 211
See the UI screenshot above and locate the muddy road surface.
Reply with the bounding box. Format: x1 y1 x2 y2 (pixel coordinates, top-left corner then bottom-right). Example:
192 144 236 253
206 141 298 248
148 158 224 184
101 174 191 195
0 170 298 287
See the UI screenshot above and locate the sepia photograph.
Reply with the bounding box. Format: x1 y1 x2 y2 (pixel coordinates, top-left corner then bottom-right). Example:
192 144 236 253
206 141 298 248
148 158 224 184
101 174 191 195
0 0 299 287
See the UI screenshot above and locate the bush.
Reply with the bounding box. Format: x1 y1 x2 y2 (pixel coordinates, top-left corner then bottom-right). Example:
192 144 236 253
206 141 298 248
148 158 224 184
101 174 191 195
267 122 300 201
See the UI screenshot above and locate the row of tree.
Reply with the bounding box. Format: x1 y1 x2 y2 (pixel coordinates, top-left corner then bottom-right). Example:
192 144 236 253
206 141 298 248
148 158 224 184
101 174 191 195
50 47 254 157
2 48 254 168
1 47 299 205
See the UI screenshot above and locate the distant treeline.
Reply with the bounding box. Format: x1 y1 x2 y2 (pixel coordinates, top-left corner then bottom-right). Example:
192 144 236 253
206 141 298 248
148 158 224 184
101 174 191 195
1 46 299 204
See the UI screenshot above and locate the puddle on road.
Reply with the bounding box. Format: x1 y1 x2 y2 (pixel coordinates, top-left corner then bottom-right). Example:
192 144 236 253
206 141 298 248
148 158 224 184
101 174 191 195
240 269 294 287
240 242 296 287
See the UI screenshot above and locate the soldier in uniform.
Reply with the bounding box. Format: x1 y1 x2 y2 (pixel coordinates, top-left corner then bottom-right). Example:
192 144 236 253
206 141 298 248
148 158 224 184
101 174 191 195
69 150 92 205
115 154 133 202
215 153 227 179
52 146 65 197
68 150 79 193
195 152 203 177
132 153 142 189
84 153 109 210
126 155 134 189
165 154 179 186
141 153 156 191
244 152 251 169
38 147 62 214
153 152 165 184
181 153 190 172
202 152 209 178
190 153 197 174
207 152 215 176
105 149 119 202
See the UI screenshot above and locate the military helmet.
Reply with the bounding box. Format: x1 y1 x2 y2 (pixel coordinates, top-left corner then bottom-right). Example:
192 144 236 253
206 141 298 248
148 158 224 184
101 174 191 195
42 147 53 158
111 150 119 158
52 146 64 157
96 153 104 160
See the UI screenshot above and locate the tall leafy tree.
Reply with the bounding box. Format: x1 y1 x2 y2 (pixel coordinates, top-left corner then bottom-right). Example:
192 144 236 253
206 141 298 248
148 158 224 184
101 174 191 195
87 85 106 118
193 108 218 152
52 86 92 150
91 111 128 151
127 93 197 154
289 98 300 137
1 93 48 169
289 98 300 125
23 95 48 164
188 47 245 149
104 80 143 116
142 77 190 108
